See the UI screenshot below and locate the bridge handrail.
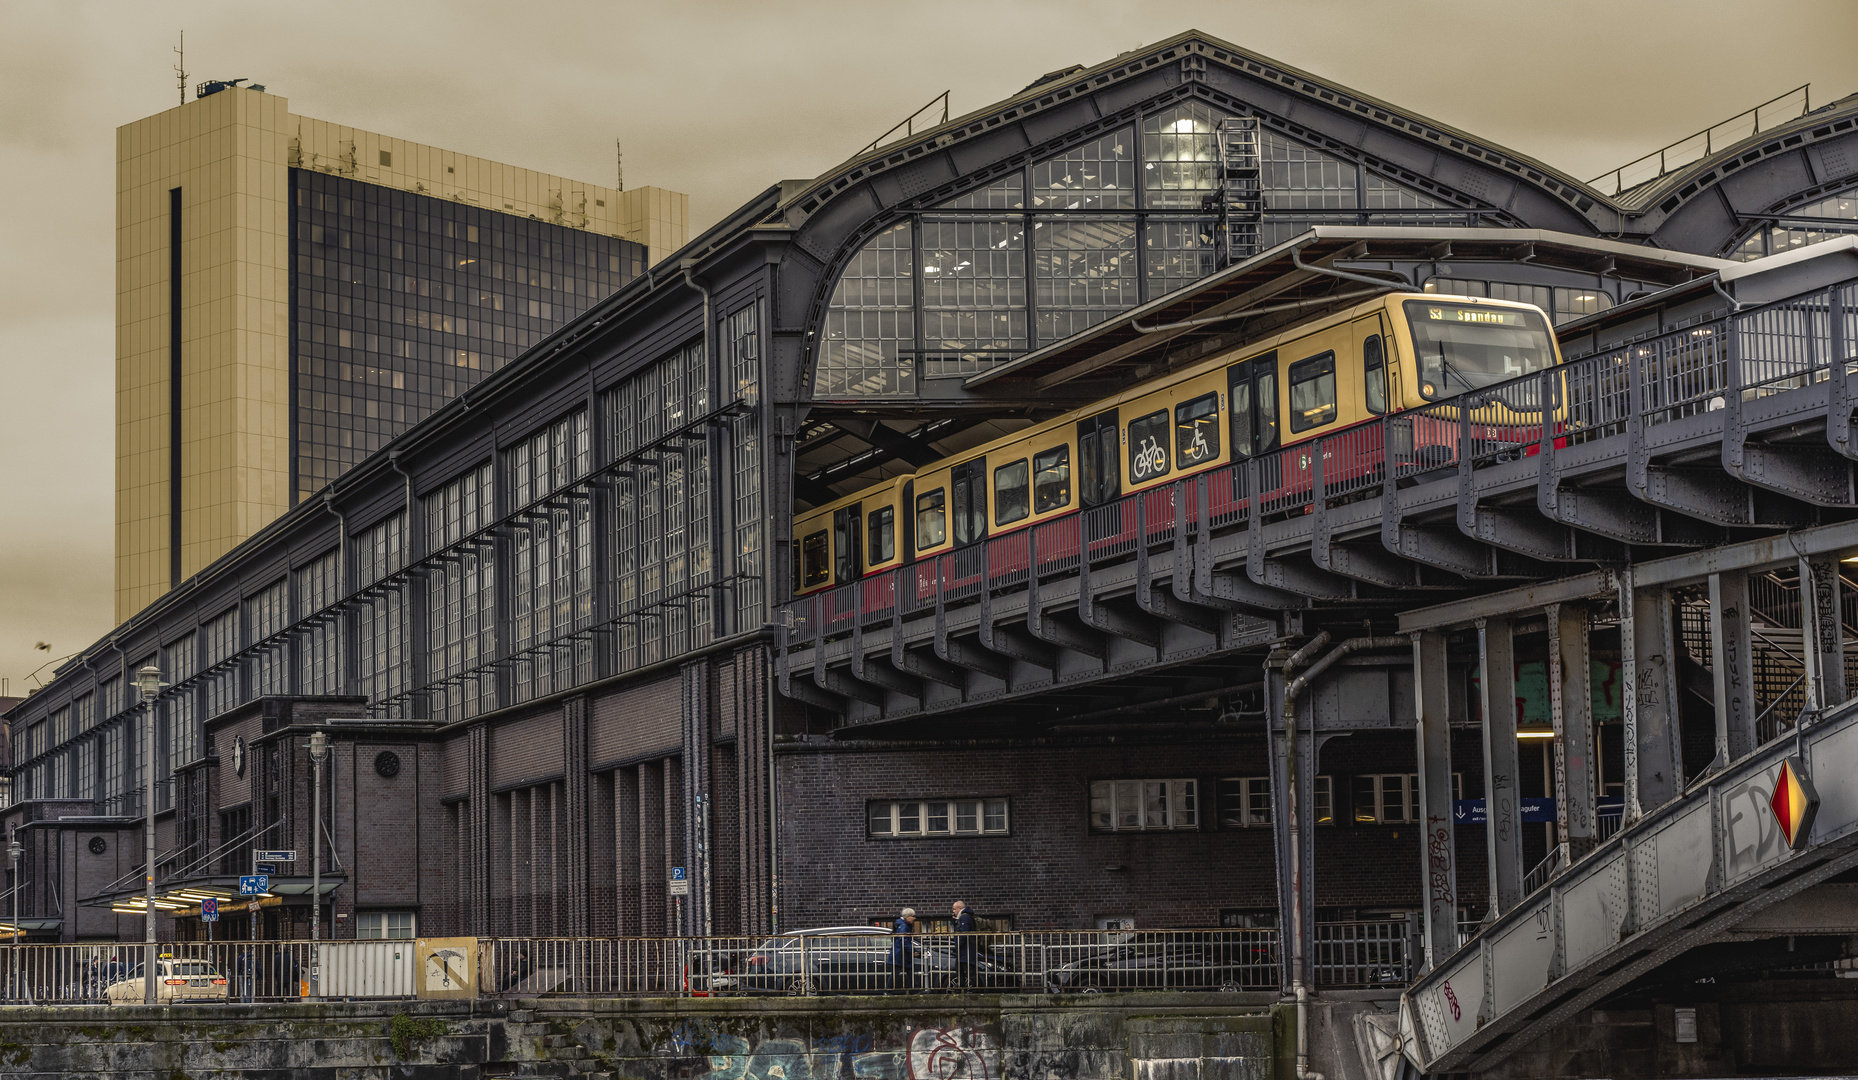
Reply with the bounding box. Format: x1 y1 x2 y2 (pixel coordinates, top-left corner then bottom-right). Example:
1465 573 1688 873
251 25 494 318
781 274 1858 666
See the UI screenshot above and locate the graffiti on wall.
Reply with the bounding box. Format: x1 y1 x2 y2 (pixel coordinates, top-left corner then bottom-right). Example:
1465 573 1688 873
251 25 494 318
664 1021 997 1080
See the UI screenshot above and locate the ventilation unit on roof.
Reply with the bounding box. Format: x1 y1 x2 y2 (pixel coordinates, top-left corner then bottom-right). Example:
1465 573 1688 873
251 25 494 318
196 78 265 99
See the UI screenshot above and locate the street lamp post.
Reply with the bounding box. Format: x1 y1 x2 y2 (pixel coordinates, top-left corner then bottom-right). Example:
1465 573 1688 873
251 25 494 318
8 836 21 1002
308 729 328 1002
135 664 165 1005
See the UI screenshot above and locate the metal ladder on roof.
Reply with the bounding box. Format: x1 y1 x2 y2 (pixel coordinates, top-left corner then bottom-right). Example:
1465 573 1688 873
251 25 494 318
1207 116 1262 267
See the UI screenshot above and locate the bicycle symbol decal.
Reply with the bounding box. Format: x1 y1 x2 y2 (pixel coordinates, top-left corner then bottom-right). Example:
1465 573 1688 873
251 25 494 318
1134 436 1167 478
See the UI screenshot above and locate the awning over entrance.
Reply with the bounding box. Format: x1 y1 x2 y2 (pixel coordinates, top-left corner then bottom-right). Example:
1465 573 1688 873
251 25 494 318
85 876 344 917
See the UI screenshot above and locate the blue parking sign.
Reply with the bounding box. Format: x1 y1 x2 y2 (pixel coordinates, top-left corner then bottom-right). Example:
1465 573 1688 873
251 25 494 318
201 897 219 922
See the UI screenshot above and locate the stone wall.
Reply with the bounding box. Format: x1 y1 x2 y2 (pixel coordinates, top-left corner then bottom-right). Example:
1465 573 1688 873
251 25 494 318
0 993 1280 1080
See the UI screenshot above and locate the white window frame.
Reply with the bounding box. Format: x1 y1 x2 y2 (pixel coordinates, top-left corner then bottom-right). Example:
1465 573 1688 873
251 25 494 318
1217 775 1336 828
868 798 1010 838
355 910 417 940
1089 778 1199 832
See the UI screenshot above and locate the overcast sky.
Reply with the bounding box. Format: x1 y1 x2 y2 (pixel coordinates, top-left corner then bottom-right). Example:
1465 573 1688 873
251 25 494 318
1 0 1853 694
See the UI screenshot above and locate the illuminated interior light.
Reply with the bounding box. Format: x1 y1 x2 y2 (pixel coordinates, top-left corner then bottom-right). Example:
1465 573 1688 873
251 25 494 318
1516 728 1557 739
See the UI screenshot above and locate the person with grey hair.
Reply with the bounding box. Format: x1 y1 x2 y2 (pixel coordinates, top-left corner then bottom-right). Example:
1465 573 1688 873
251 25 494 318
951 900 977 990
889 907 917 992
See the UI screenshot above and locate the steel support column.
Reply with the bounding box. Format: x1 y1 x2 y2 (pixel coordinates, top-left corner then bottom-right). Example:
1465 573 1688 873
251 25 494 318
1708 571 1757 766
1477 617 1523 917
1413 630 1458 968
1620 570 1683 819
1800 556 1848 714
1548 602 1597 864
1266 660 1314 993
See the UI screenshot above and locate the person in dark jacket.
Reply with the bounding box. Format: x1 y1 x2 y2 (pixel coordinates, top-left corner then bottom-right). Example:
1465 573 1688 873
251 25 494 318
502 946 534 993
888 908 917 992
951 900 977 990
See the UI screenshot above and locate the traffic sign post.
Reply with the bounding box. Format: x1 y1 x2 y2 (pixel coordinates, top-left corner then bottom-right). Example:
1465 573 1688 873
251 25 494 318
201 897 218 942
669 867 690 896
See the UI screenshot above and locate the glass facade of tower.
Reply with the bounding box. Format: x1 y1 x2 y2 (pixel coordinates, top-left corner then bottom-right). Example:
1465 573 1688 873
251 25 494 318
291 170 647 501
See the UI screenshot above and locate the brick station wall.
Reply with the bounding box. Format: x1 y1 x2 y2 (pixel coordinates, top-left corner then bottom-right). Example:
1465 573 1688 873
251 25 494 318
775 728 1495 931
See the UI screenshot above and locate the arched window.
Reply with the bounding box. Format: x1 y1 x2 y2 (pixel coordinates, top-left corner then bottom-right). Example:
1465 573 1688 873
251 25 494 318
812 101 1485 398
1728 187 1858 261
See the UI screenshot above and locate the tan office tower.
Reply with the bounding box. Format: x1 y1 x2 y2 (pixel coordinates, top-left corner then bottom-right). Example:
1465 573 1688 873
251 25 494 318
115 84 687 622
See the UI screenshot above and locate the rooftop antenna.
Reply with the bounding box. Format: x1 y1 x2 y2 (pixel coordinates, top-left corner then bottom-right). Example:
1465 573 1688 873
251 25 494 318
173 31 187 106
615 139 624 192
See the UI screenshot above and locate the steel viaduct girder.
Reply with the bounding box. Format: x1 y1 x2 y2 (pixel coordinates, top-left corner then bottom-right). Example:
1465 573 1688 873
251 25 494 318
778 274 1858 727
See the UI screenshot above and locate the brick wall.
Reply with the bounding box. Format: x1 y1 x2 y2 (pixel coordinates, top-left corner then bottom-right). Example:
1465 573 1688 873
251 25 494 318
776 726 1496 931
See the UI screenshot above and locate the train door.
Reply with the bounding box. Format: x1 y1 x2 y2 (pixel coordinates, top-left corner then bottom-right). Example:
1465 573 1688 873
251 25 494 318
1228 352 1280 491
1352 316 1390 491
832 502 863 584
1355 315 1390 415
1076 410 1121 507
950 459 988 548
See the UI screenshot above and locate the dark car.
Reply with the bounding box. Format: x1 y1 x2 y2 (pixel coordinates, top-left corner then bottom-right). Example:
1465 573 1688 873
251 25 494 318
1047 937 1276 992
725 926 1002 994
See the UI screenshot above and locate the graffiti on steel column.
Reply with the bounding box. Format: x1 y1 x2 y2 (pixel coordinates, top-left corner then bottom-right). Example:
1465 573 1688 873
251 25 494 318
1427 815 1455 907
1491 772 1515 846
661 1023 998 1080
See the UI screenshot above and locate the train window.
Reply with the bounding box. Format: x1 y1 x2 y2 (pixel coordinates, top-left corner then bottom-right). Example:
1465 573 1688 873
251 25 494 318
1175 393 1220 467
915 489 946 549
868 507 895 564
1128 409 1171 484
1363 335 1386 415
1033 445 1071 512
1288 352 1337 433
993 459 1030 526
801 531 830 587
1257 364 1278 451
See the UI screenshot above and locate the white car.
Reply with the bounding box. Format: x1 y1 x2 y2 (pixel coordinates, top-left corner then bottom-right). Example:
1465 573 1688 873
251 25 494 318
104 958 228 1004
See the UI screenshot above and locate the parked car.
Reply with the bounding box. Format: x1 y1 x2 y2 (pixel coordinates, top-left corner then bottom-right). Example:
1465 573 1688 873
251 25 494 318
104 957 229 1004
1047 937 1274 992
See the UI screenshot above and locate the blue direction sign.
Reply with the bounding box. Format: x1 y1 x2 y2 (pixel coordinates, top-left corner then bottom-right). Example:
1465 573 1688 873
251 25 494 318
201 897 220 922
238 875 270 895
256 863 279 875
1452 796 1623 824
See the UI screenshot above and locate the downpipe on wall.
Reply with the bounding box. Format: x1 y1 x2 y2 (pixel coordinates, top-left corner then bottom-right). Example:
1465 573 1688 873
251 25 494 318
1280 632 1408 1080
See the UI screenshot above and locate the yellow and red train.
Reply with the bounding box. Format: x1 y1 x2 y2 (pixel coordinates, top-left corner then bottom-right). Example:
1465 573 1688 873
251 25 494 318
794 292 1561 595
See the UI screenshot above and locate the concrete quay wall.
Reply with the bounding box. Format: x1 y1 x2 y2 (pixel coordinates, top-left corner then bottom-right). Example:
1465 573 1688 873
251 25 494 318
0 992 1284 1080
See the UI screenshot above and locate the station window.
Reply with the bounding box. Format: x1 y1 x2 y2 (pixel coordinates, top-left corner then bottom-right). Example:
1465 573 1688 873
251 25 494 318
1288 351 1337 433
869 798 1009 838
1175 393 1220 467
1127 409 1171 484
868 506 895 564
1089 779 1198 832
993 459 1030 526
1352 773 1461 823
1217 776 1333 827
356 911 416 939
1033 445 1071 513
915 488 946 549
800 531 830 587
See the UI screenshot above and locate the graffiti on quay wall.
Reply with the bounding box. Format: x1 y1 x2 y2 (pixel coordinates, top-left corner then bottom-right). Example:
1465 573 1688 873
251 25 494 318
663 1021 997 1080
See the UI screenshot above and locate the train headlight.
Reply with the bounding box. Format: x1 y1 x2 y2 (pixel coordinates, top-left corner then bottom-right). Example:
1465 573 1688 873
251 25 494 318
1422 382 1437 397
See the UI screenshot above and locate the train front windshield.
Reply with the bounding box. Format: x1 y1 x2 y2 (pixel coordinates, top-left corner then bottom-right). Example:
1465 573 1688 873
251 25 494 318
1404 300 1555 400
